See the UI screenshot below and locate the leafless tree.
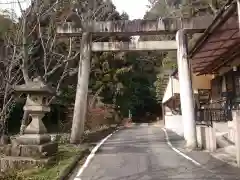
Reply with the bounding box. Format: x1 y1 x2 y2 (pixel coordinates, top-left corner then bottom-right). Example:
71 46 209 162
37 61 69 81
0 36 22 142
3 0 122 144
0 0 82 135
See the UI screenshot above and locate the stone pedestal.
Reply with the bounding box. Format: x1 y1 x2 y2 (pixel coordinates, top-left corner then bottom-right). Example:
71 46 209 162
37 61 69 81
1 133 58 171
196 126 204 149
228 121 235 143
0 156 55 172
207 125 217 152
196 125 216 152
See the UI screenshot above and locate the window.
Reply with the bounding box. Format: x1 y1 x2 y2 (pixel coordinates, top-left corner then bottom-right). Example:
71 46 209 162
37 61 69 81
234 76 240 97
211 76 222 101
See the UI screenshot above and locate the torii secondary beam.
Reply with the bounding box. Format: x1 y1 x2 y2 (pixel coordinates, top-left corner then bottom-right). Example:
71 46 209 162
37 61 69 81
57 15 214 36
91 41 177 51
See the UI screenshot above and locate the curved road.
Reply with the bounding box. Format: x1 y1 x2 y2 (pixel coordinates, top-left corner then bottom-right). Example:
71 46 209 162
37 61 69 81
73 124 240 180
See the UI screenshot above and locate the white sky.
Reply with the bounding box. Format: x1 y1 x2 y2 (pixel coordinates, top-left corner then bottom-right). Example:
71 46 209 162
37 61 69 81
111 0 150 20
0 0 150 20
0 0 29 17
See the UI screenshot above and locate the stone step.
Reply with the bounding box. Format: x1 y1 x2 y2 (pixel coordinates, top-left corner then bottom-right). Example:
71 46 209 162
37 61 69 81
216 133 234 148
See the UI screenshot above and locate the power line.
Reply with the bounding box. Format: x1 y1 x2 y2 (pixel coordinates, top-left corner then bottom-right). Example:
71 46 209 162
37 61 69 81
0 0 25 4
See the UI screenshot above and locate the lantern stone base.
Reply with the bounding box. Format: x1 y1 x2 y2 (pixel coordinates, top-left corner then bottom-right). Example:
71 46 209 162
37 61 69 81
11 142 58 158
11 134 57 157
14 134 51 145
0 156 55 172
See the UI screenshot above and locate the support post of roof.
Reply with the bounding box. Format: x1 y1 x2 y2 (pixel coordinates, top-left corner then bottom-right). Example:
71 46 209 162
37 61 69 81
70 32 92 144
232 110 240 167
176 29 197 149
235 0 240 167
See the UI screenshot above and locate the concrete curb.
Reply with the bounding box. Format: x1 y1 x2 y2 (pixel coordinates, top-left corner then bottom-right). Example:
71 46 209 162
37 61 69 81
58 148 90 180
162 128 226 179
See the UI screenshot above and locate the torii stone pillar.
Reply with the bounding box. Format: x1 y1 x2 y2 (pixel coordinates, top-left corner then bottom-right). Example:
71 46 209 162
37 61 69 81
176 29 197 149
70 32 92 143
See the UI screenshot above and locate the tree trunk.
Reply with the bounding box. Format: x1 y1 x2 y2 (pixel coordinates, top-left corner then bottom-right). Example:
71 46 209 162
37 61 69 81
19 8 30 135
70 32 92 144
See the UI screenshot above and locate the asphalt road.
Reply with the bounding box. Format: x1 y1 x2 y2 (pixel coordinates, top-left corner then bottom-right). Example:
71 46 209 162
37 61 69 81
73 124 240 180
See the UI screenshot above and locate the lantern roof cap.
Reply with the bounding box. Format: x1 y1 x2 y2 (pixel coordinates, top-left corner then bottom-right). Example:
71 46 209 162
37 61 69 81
14 76 55 95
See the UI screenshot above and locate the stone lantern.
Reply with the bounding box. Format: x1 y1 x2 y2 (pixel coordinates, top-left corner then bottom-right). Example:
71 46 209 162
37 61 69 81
1 77 57 171
14 76 55 144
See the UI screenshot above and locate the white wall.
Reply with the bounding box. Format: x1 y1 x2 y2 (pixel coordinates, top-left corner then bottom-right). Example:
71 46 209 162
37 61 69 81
213 122 228 133
162 76 180 104
165 115 183 136
192 74 212 93
162 74 211 104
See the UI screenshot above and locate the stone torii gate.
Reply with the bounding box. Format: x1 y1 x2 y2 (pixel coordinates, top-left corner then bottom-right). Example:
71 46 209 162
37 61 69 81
57 15 213 148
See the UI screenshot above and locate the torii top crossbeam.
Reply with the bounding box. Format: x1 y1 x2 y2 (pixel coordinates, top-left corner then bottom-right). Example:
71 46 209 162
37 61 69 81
57 15 214 36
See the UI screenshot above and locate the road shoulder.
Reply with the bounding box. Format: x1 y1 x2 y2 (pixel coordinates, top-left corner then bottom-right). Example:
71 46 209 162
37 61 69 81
164 128 240 179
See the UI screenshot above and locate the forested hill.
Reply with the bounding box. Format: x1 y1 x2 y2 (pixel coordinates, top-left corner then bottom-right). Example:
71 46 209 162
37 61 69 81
145 0 228 20
143 0 228 102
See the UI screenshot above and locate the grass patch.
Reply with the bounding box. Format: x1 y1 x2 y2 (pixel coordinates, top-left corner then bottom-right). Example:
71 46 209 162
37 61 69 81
23 145 86 180
1 144 89 180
